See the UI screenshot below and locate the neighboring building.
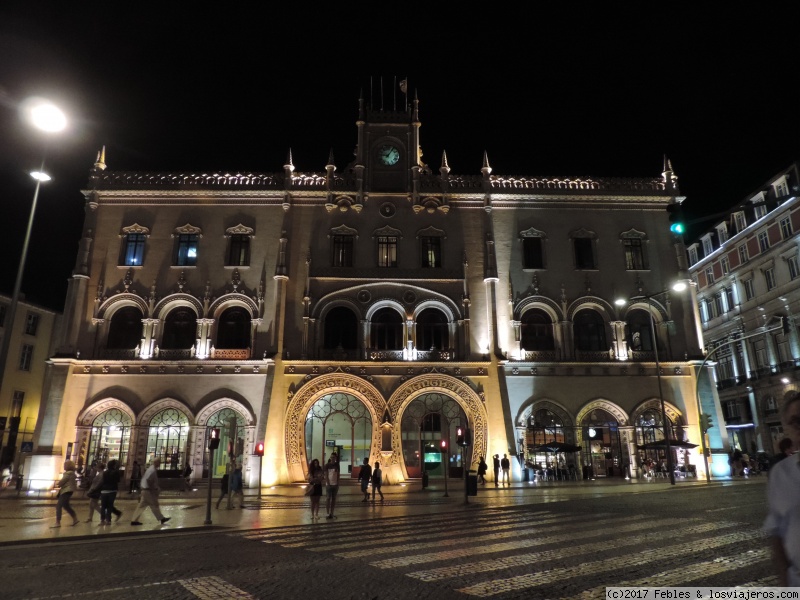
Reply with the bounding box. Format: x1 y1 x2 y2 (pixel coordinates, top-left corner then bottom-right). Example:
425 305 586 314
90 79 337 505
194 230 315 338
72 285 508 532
0 294 60 478
27 83 726 489
687 161 800 459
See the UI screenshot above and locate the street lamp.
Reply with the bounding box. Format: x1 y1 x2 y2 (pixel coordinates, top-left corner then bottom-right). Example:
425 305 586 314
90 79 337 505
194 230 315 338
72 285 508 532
0 100 66 447
616 281 688 486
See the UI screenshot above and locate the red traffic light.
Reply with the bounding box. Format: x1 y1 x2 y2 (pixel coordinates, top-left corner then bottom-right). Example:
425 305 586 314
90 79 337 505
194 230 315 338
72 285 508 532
208 427 221 450
441 439 447 448
255 442 265 456
456 427 465 446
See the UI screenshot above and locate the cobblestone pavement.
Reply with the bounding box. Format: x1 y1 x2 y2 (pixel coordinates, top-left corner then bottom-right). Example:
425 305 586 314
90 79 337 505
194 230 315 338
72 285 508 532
0 477 774 599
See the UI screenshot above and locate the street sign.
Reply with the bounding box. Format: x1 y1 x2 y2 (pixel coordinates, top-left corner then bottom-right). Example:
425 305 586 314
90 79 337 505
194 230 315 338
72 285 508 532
20 442 33 452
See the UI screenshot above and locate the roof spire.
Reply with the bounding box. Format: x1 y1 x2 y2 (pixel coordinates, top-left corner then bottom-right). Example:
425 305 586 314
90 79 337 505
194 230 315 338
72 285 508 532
94 145 107 171
482 150 492 174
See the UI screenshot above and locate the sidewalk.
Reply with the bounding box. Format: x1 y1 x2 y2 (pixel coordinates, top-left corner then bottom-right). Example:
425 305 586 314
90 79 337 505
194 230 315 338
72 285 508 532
0 475 759 546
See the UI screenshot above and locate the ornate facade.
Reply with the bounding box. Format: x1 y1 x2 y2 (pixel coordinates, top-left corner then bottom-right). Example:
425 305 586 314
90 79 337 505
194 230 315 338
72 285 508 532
26 84 727 489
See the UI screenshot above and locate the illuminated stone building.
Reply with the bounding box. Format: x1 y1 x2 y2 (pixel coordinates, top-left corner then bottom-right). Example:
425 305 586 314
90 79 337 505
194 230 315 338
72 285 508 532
26 84 726 489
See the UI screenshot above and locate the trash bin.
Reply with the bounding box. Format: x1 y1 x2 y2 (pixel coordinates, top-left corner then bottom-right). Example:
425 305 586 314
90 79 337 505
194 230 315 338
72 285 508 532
466 473 478 496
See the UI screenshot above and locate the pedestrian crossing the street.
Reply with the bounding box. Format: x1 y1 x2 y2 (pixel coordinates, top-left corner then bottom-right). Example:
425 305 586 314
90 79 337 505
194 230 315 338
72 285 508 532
237 506 771 598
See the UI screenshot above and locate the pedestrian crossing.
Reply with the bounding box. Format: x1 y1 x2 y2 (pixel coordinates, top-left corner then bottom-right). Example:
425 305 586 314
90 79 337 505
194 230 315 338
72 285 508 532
237 506 771 598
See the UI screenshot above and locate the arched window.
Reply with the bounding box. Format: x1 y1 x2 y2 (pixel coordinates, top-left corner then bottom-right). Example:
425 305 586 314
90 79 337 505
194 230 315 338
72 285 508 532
146 408 190 470
323 306 358 350
573 309 607 352
520 309 554 350
87 408 132 469
107 306 143 349
626 310 655 352
161 307 197 350
371 308 403 350
416 308 449 350
216 307 251 349
205 408 246 478
400 392 467 479
305 393 372 477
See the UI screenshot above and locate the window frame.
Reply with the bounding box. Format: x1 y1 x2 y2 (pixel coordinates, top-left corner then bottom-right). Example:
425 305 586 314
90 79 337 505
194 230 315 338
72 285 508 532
332 234 355 267
758 230 770 253
738 244 749 264
788 255 800 281
721 256 730 275
19 343 34 371
227 234 251 267
174 233 200 267
24 313 39 336
765 267 776 291
420 236 442 269
780 216 793 240
377 236 398 268
743 279 755 301
733 212 747 234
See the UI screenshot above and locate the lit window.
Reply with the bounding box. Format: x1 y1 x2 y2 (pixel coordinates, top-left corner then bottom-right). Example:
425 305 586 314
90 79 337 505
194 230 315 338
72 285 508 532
765 268 776 291
377 236 398 267
788 256 800 281
780 216 793 240
743 279 755 301
19 344 34 371
420 236 442 268
774 179 790 198
174 234 199 266
24 313 39 336
738 244 749 264
758 231 770 253
623 238 647 270
721 256 730 275
754 204 767 220
121 233 147 266
227 234 251 267
333 235 354 267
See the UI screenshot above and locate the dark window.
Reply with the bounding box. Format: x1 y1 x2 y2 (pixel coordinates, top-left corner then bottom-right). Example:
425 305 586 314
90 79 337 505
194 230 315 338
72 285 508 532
377 236 398 267
523 238 544 269
420 237 442 268
216 307 251 349
24 313 39 336
228 235 251 267
333 235 354 267
624 238 647 270
574 238 596 269
573 309 606 351
520 309 554 350
417 308 449 350
19 344 34 371
161 308 197 349
323 306 358 350
626 310 654 351
371 308 403 350
122 233 146 266
107 306 143 349
174 234 199 266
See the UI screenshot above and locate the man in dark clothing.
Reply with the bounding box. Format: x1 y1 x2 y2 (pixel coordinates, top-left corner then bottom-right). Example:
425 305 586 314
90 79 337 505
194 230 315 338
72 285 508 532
492 454 500 487
501 453 511 485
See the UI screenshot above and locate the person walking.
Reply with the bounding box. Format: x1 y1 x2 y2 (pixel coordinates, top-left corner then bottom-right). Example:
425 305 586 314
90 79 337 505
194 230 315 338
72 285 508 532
85 462 105 522
307 458 324 519
129 460 141 494
325 452 340 519
477 456 488 485
181 461 193 491
501 453 511 485
358 457 372 502
99 459 123 524
215 472 229 509
229 465 244 508
371 461 384 502
130 458 170 526
492 454 500 487
52 460 80 528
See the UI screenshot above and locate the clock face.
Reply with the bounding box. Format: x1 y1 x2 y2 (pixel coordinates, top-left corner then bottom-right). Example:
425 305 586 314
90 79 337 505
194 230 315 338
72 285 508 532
379 145 400 166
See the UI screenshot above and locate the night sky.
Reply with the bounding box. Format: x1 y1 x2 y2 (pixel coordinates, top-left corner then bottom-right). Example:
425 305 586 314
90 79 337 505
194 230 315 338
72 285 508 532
1 5 798 312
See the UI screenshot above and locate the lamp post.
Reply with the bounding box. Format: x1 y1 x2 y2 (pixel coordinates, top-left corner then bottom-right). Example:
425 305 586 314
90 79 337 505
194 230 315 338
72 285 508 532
617 282 688 487
0 100 66 451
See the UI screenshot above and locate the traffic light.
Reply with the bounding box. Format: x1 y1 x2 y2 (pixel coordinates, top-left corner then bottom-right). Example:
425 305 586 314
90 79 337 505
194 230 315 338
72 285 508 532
456 427 465 446
666 203 685 235
699 413 713 433
441 439 447 449
255 441 264 456
208 428 221 450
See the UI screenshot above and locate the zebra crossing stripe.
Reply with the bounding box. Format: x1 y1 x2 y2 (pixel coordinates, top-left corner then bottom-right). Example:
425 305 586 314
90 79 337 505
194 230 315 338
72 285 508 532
407 521 734 581
178 575 255 599
455 533 766 597
548 550 773 600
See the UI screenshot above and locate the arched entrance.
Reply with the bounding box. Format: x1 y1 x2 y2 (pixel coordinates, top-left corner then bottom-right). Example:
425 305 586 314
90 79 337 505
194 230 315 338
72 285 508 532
204 407 246 478
305 392 373 477
400 393 467 479
86 408 132 470
577 401 630 479
145 407 190 471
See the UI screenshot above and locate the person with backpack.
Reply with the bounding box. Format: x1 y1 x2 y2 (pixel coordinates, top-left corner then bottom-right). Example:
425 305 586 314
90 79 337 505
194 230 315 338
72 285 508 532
358 457 372 502
371 461 384 502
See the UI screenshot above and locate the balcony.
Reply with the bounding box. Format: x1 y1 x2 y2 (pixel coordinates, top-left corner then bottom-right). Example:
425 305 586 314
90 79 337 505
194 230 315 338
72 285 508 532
100 348 137 360
415 349 454 361
523 350 558 362
158 348 193 360
367 349 404 361
210 348 251 360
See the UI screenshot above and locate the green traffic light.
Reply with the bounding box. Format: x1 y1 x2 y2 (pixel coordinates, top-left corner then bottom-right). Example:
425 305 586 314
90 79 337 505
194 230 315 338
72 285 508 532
670 223 685 234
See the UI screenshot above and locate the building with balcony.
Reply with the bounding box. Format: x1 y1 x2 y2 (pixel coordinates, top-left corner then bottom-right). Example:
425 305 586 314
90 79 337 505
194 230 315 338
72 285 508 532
26 83 726 488
687 161 800 461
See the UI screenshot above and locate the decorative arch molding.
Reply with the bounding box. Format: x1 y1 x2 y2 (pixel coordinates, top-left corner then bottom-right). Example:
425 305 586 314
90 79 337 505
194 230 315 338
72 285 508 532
316 298 364 322
196 398 255 426
138 397 194 427
120 223 150 237
78 398 136 427
387 374 488 467
208 293 259 318
566 296 616 320
416 225 446 239
372 225 403 239
515 296 563 322
153 293 203 320
97 293 149 320
519 226 547 240
569 227 597 240
365 299 408 321
620 228 647 241
172 223 202 237
312 282 461 321
622 300 668 323
329 224 358 239
517 398 573 427
285 373 386 480
575 399 630 427
225 223 254 236
630 398 682 425
413 299 458 323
